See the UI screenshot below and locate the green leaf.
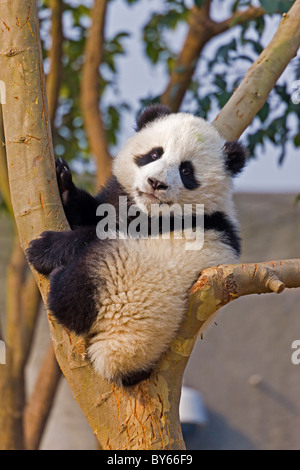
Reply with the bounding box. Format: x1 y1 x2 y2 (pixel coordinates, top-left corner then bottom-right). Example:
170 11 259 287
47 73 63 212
260 0 280 14
244 39 263 55
194 0 204 8
260 0 292 15
257 102 270 123
294 134 300 147
278 0 294 14
214 75 227 90
217 91 231 108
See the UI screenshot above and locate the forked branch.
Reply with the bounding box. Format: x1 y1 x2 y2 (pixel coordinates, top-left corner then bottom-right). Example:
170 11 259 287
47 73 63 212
161 2 265 111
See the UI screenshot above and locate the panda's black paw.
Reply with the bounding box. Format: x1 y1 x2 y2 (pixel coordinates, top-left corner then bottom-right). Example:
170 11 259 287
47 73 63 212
26 231 67 275
55 158 76 202
121 369 152 387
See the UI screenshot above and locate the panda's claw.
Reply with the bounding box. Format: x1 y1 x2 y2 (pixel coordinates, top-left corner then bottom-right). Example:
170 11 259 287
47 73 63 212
55 157 74 195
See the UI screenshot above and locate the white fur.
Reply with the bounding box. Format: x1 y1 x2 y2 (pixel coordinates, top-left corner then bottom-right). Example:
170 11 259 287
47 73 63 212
113 113 235 218
87 112 240 382
87 234 237 382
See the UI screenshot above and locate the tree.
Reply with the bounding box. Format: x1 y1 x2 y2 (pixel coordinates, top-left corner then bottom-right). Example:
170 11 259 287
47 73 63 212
0 0 299 450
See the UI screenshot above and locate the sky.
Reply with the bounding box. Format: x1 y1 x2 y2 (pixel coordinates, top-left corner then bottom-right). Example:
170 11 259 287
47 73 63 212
104 0 300 193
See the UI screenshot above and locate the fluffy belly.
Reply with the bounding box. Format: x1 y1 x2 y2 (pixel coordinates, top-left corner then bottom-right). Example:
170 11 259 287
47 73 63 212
87 234 237 382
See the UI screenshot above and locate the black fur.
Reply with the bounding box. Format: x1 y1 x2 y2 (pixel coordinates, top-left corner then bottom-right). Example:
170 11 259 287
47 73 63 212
56 158 133 229
134 147 164 167
179 161 200 190
55 158 100 228
48 253 101 335
204 212 241 255
136 104 171 131
27 226 98 275
223 141 247 176
121 368 152 387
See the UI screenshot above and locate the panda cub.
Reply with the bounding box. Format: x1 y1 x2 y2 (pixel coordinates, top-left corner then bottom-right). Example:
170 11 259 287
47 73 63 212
27 105 246 386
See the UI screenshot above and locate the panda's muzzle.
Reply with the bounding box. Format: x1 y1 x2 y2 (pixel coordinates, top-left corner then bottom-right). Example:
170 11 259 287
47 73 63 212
147 177 169 191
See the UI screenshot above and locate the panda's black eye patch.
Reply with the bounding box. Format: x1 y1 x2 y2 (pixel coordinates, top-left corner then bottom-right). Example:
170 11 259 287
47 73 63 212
179 161 200 190
134 147 164 167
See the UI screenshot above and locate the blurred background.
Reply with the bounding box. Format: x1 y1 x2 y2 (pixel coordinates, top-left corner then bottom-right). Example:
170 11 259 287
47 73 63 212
0 0 299 450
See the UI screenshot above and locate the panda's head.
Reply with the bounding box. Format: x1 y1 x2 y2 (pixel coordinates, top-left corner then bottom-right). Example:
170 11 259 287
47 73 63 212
113 105 246 214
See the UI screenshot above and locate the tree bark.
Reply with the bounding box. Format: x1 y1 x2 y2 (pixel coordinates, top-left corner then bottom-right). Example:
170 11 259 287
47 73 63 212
0 0 299 451
0 105 13 215
80 0 112 189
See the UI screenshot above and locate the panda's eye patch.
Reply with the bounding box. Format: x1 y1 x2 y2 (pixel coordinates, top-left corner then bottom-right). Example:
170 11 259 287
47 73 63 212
179 161 200 190
135 147 164 167
180 166 190 175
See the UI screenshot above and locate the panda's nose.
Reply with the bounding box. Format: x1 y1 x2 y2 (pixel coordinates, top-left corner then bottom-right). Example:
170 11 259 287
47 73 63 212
147 177 169 191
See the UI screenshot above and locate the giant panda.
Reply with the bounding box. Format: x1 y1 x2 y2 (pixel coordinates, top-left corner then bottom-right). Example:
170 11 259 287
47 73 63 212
27 105 246 386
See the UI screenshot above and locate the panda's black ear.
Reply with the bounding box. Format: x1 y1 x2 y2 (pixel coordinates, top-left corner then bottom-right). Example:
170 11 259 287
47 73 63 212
136 104 172 131
223 140 247 177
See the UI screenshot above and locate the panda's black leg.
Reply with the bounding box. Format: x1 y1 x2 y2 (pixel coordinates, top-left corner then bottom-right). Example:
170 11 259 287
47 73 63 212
121 369 152 387
26 226 97 275
56 158 100 228
48 256 99 335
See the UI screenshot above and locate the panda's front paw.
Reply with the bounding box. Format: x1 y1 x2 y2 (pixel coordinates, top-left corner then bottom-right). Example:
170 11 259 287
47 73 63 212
56 158 76 203
26 231 63 275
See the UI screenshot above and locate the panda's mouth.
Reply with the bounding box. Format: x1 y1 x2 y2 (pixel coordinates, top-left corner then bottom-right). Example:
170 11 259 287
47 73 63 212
136 189 172 206
137 190 161 202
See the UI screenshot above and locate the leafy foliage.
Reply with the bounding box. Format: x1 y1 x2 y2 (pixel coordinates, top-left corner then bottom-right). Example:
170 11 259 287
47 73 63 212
143 1 189 67
2 0 297 212
41 0 300 168
141 0 299 163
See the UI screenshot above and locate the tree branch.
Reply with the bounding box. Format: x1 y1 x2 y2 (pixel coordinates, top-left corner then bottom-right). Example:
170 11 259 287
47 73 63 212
170 260 300 377
213 0 300 140
80 0 112 188
24 343 61 450
46 0 63 130
212 6 265 36
190 260 300 328
161 2 214 112
161 3 265 111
